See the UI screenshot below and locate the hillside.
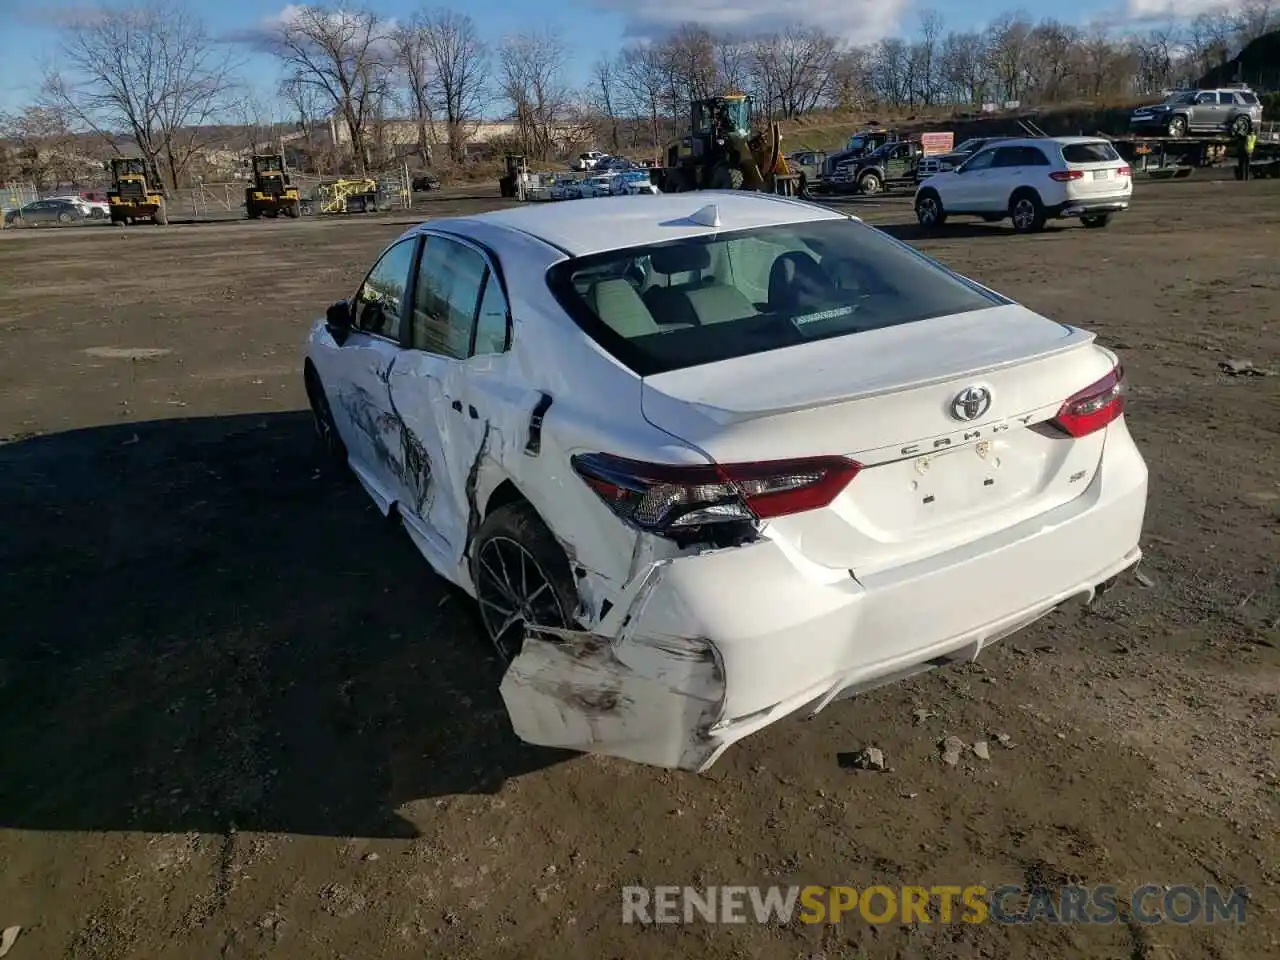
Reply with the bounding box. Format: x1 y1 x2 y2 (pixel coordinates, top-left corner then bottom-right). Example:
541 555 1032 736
1199 29 1280 90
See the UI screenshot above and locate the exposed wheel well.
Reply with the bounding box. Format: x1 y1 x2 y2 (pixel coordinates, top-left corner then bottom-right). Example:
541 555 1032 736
484 479 530 519
1009 186 1040 207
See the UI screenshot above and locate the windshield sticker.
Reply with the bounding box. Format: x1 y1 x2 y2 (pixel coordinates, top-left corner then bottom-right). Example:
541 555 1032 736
792 305 856 328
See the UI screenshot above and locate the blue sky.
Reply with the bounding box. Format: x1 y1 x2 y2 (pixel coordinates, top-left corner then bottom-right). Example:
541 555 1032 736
0 0 1191 116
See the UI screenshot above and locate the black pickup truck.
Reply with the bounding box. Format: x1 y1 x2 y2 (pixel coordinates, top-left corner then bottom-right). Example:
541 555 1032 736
836 140 927 195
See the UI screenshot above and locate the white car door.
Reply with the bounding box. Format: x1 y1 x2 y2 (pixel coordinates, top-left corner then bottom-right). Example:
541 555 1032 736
387 232 502 575
970 146 1023 212
946 147 998 211
318 236 419 513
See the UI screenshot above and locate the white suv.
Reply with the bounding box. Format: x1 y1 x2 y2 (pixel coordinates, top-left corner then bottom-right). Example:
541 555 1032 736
914 137 1132 234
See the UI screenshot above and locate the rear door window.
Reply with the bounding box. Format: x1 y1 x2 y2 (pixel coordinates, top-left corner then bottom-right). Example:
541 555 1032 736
411 236 487 359
992 146 1048 167
1061 142 1121 164
1239 92 1259 105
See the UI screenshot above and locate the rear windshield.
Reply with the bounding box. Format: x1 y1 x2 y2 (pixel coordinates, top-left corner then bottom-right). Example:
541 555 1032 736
1062 142 1120 164
545 219 1006 377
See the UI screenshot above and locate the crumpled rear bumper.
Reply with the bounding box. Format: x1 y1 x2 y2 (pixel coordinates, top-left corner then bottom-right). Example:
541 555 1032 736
501 421 1148 772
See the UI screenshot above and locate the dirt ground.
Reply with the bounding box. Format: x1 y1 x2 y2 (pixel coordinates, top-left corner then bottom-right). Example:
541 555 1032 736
1 182 1277 960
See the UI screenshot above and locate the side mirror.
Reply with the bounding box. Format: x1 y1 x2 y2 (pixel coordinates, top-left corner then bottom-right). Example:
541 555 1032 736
326 300 353 346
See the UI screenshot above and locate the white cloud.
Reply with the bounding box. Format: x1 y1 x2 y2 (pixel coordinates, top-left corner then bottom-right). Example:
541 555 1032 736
225 5 399 53
1120 0 1241 22
585 0 910 45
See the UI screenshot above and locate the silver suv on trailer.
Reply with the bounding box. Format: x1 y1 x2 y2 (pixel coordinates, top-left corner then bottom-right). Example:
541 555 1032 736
1129 85 1262 138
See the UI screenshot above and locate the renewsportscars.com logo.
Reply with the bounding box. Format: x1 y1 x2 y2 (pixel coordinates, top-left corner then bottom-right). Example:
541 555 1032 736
621 885 1250 926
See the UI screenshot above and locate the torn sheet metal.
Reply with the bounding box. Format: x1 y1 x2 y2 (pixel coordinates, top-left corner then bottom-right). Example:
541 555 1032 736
500 629 724 771
499 560 727 771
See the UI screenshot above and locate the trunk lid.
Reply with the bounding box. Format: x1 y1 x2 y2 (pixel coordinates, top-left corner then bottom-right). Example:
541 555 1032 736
640 304 1117 575
1060 140 1131 198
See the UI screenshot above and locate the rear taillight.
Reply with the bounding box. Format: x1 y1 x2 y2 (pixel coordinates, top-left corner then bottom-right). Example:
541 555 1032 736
1050 365 1127 437
570 453 860 535
1117 166 1131 177
1049 170 1085 182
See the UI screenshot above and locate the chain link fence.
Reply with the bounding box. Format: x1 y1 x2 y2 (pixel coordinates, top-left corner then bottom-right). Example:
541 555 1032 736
1 183 38 225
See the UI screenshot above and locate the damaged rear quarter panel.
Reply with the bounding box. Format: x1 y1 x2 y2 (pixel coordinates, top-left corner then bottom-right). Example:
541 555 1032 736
499 558 729 771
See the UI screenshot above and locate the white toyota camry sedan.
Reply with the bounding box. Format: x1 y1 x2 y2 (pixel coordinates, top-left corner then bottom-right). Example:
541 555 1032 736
303 192 1148 772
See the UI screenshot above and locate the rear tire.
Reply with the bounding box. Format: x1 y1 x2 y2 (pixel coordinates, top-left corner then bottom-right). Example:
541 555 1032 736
859 172 882 195
710 165 744 190
1081 214 1111 229
1009 190 1046 234
153 203 167 226
470 501 578 663
915 190 946 227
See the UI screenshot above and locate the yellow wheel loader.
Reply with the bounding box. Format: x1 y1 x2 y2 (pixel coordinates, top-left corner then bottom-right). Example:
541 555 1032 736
651 95 801 197
245 154 301 219
107 158 167 226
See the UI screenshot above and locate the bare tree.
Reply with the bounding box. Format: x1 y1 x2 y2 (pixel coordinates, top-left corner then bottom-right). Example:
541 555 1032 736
500 31 570 160
828 47 874 111
391 18 436 168
266 5 390 174
619 44 667 151
1029 20 1082 102
418 9 487 163
1188 12 1234 75
716 38 752 98
754 26 839 118
913 9 944 105
41 0 239 191
1235 0 1277 45
870 38 912 107
941 31 989 104
985 14 1035 102
280 74 329 172
590 56 621 151
0 105 87 188
235 94 279 157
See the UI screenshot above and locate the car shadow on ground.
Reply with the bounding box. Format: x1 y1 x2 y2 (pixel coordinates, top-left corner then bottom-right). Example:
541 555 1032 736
876 221 1077 242
0 412 572 839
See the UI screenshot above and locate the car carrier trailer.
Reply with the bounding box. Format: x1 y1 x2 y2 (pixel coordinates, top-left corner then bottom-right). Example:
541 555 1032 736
1099 125 1280 179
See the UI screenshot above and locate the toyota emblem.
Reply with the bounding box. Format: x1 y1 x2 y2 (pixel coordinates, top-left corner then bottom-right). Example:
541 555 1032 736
951 386 992 422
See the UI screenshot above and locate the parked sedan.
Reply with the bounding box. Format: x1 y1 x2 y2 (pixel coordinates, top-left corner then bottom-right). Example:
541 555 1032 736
51 195 110 218
3 198 90 226
302 193 1148 772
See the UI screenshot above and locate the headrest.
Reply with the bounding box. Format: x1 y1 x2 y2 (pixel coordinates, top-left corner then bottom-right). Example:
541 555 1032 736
649 243 711 275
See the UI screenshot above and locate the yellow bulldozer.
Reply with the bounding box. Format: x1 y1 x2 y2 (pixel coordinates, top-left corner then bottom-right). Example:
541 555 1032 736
245 154 301 219
651 94 800 196
107 157 167 226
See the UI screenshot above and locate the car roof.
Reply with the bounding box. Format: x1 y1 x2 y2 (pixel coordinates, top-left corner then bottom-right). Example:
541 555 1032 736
420 192 848 257
975 136 1109 147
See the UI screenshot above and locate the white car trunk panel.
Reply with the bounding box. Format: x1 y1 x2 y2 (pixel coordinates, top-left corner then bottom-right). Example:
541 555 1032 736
640 307 1116 574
